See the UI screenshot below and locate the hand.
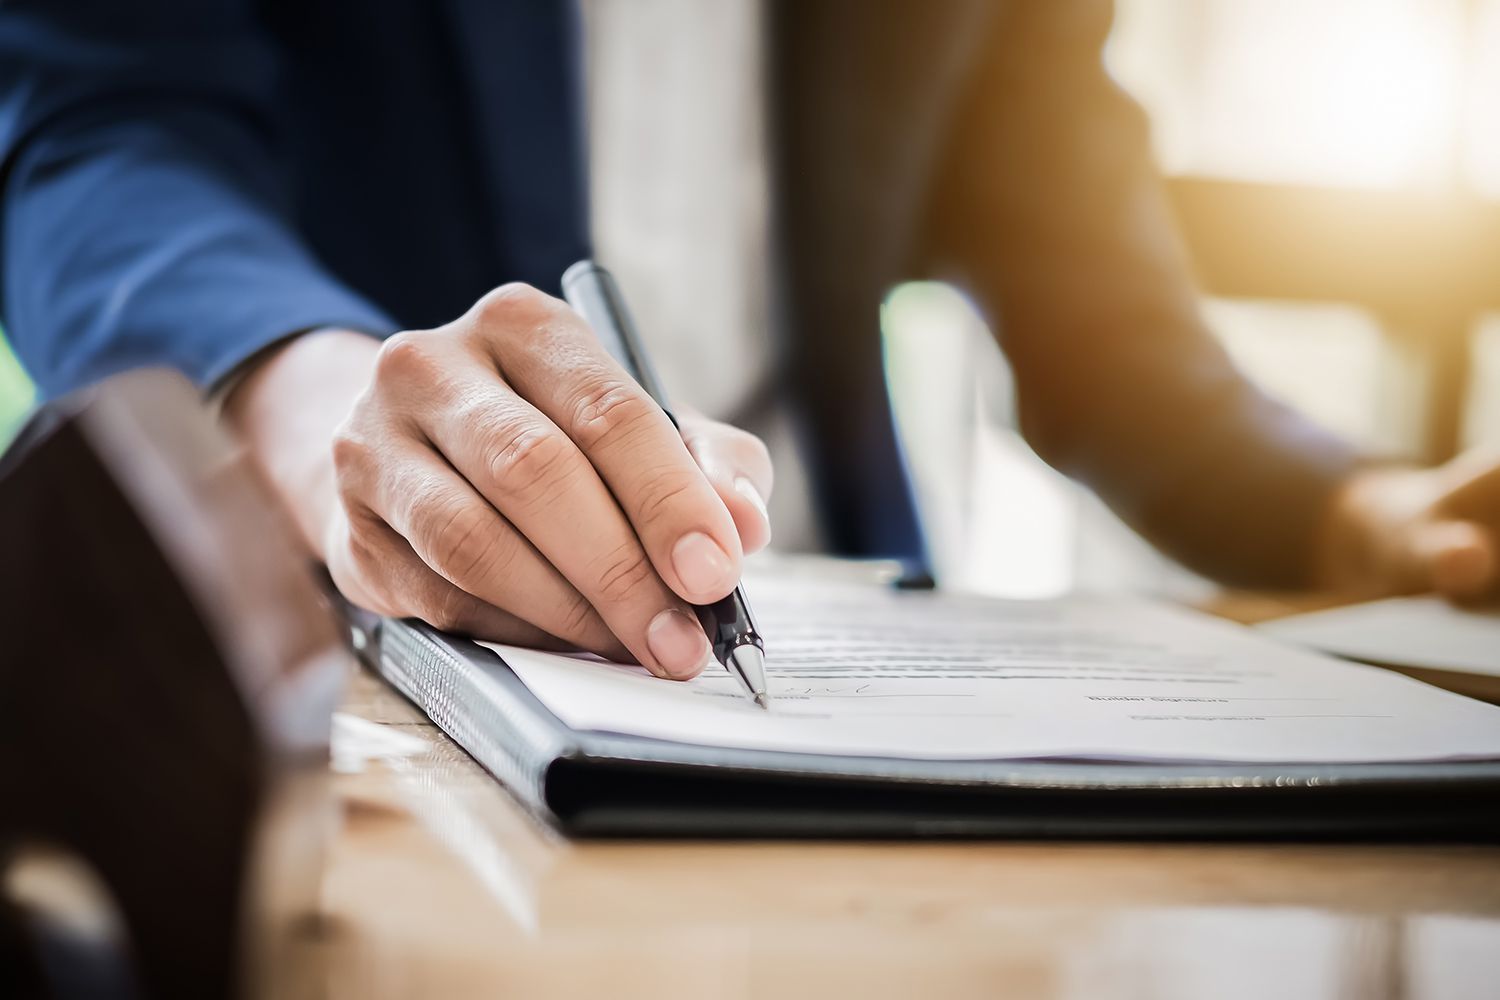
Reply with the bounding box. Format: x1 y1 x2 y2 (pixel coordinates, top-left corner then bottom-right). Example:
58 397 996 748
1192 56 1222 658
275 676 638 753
224 285 773 679
1317 451 1500 603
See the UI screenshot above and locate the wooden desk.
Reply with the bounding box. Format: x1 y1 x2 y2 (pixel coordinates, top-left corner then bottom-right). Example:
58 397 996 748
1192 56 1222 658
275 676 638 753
316 669 1500 1000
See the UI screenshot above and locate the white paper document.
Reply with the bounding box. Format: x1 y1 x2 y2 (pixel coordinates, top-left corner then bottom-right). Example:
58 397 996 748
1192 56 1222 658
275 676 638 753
1261 597 1500 678
481 576 1500 765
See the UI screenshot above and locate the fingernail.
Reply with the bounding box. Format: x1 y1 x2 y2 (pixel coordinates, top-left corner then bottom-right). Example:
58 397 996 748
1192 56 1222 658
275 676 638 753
671 531 734 597
734 477 771 531
647 609 709 679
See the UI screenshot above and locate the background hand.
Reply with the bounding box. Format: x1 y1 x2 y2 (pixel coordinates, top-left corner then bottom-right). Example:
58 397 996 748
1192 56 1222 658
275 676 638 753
1318 451 1500 603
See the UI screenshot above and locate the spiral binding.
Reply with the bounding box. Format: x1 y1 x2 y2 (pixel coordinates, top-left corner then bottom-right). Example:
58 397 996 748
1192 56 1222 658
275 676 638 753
379 622 575 817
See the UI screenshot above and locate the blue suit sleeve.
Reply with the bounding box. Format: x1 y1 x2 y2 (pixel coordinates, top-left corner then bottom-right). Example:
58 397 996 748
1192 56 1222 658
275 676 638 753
0 1 397 401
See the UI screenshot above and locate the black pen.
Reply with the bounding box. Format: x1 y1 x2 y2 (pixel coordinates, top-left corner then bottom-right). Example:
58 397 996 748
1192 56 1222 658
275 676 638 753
561 260 770 709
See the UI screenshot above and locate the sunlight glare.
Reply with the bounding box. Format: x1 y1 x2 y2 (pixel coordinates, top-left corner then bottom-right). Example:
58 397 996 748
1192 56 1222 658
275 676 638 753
1112 0 1466 190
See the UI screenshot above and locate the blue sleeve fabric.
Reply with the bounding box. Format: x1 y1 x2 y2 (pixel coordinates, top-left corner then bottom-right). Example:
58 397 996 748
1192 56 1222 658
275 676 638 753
0 1 396 401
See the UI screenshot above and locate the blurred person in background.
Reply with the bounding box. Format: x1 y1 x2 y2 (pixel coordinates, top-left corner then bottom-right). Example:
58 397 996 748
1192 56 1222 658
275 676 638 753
0 0 1494 680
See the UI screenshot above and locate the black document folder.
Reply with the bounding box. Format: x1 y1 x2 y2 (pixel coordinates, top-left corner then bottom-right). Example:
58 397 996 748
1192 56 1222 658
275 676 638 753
346 609 1500 841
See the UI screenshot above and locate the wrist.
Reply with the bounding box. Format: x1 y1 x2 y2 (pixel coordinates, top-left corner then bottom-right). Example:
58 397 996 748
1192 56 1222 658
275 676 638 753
223 329 382 556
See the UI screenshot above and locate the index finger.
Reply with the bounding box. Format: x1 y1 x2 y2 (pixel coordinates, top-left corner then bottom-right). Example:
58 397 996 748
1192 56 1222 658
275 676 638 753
471 285 744 605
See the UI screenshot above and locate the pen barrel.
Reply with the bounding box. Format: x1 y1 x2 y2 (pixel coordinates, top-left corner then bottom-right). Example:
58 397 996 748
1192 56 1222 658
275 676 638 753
695 586 764 662
561 261 675 412
563 258 764 675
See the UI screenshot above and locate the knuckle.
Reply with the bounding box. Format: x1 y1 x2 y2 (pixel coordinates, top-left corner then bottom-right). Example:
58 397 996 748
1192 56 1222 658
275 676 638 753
552 591 599 640
373 331 438 383
330 423 374 478
449 390 508 437
484 423 575 501
416 496 490 574
400 474 449 519
590 543 657 606
342 510 389 568
568 374 656 451
448 528 516 586
474 282 557 330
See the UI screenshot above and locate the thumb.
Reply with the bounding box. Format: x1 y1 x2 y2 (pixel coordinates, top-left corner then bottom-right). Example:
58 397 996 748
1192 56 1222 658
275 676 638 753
1409 520 1497 602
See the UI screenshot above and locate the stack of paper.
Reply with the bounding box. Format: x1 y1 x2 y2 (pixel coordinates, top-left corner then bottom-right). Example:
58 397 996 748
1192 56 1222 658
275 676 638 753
483 577 1500 766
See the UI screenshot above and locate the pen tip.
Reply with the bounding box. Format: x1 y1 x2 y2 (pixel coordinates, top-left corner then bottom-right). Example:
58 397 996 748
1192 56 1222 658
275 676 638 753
728 644 769 709
754 692 769 711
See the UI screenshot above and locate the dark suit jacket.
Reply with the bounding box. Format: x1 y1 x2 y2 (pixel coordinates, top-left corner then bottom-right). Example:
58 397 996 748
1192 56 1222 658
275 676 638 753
768 0 1358 582
0 0 1357 582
